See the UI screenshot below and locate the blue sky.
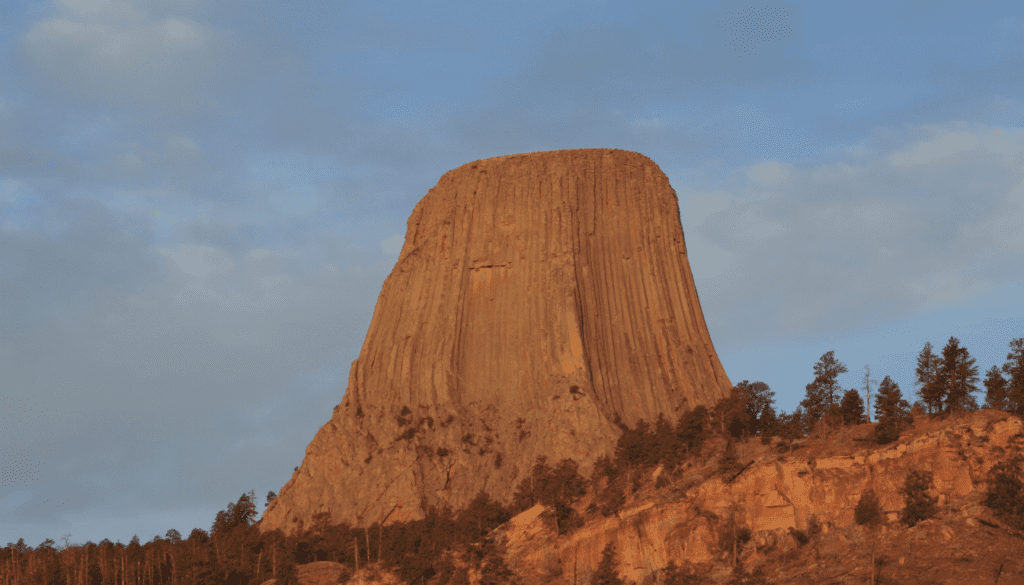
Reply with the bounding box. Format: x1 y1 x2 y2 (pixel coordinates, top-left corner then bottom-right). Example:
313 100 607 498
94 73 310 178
2 0 1023 550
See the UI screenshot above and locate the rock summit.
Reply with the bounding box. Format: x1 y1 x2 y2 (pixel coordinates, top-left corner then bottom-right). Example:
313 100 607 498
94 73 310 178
259 148 732 535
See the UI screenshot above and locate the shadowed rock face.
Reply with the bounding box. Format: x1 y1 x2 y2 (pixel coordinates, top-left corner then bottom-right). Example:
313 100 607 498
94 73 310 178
258 149 732 535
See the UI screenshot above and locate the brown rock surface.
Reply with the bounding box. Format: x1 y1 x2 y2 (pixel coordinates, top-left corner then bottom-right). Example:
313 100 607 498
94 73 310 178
259 148 732 535
498 410 1024 585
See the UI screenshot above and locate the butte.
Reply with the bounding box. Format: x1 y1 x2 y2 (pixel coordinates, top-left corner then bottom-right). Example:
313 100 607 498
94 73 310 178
258 148 732 535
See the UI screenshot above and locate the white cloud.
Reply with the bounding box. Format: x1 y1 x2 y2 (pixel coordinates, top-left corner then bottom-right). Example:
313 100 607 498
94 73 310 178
157 243 236 279
887 122 1022 166
695 119 1024 343
20 2 229 108
744 161 793 188
164 133 200 160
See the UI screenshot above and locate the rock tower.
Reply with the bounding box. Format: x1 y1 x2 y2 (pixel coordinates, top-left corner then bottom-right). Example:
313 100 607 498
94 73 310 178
258 149 732 535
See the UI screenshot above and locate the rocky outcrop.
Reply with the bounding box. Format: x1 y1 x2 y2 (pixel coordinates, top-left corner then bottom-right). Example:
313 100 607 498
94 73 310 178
259 149 732 535
498 412 1024 584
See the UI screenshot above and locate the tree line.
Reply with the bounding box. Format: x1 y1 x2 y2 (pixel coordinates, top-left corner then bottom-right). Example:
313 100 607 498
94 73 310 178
4 336 1021 585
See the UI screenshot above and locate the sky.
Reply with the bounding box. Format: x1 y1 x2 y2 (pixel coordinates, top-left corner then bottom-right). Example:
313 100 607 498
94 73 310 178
2 0 1023 550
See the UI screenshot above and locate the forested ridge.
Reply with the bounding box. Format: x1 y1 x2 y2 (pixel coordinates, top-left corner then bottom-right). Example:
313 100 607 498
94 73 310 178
4 335 1023 585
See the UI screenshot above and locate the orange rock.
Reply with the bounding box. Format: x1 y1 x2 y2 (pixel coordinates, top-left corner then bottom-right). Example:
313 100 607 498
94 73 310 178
258 149 732 535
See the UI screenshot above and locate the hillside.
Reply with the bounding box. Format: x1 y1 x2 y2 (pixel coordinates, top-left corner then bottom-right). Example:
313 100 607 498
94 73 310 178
307 409 1024 585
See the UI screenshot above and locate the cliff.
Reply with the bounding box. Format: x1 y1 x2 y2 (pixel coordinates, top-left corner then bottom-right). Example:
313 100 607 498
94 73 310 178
258 149 733 535
497 409 1024 585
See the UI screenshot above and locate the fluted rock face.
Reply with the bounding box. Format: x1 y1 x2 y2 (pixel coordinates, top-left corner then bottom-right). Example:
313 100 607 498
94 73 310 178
259 148 732 536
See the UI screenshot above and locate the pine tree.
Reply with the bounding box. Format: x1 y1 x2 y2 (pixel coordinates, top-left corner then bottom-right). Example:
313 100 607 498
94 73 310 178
676 405 710 461
758 403 779 445
899 471 938 527
652 413 677 466
777 407 806 442
799 380 830 429
873 376 912 444
983 457 1024 531
938 337 981 415
840 388 867 426
719 438 743 478
662 560 712 585
983 365 1009 411
590 543 624 585
1002 338 1024 416
736 381 776 438
713 387 750 439
854 488 883 526
800 351 848 433
915 342 944 415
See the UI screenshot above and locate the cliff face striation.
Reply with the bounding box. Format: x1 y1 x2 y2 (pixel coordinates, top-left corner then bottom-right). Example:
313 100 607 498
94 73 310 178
259 149 733 535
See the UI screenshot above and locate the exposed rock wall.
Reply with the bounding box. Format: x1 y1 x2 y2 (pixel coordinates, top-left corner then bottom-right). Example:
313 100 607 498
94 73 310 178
259 149 732 535
499 414 1024 584
348 148 729 423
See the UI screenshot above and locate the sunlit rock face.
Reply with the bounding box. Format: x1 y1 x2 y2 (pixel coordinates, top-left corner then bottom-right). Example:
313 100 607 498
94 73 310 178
258 149 732 535
497 414 1024 585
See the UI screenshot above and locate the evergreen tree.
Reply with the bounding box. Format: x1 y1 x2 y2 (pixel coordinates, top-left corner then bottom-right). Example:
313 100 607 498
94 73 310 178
983 365 1010 411
651 413 678 467
1002 338 1024 416
839 388 867 426
776 407 806 443
873 376 912 444
713 387 750 439
758 403 779 445
456 491 514 543
590 543 624 585
935 337 981 414
165 528 183 545
915 341 944 415
799 380 830 430
800 351 848 431
736 381 776 438
614 420 656 469
662 560 712 585
899 471 938 527
676 406 710 461
983 457 1024 531
719 439 743 479
854 488 883 526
